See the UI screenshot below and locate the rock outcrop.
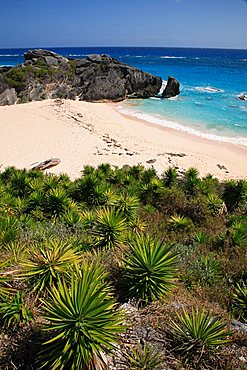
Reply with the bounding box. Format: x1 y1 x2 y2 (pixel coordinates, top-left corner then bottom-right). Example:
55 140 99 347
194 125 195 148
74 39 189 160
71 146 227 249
0 49 162 105
162 76 180 98
238 93 247 101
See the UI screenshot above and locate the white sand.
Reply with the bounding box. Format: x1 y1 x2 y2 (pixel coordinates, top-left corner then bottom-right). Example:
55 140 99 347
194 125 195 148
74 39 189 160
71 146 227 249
0 99 246 180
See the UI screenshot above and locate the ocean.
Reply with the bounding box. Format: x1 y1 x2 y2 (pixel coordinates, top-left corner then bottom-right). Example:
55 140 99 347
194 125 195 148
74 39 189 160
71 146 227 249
1 47 247 145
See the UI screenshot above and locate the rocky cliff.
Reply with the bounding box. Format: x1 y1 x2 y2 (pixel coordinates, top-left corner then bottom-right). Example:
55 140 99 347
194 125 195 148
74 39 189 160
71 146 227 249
0 49 162 105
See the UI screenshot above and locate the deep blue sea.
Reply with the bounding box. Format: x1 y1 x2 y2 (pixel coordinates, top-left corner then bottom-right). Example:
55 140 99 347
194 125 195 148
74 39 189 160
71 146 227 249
1 47 247 145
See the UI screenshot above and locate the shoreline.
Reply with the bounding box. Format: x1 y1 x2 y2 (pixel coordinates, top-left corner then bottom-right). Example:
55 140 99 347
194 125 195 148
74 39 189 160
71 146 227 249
0 99 246 180
115 101 247 148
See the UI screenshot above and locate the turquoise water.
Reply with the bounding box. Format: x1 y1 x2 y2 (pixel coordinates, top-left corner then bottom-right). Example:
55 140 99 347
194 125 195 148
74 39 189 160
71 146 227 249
1 47 247 144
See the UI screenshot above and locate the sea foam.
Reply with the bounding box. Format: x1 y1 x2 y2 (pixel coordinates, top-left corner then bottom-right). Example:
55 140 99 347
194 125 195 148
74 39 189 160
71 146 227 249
194 86 224 93
116 105 247 147
160 56 186 59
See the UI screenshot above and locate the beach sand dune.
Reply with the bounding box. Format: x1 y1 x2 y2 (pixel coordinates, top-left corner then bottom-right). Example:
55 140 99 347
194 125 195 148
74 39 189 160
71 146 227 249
0 99 246 180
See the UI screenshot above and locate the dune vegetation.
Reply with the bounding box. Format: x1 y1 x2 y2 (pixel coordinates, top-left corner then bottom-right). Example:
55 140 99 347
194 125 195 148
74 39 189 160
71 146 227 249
0 164 246 369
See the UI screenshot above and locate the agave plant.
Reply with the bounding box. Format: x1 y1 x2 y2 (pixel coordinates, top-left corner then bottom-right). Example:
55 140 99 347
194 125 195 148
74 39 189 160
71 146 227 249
12 196 28 217
124 341 163 370
10 170 32 198
129 217 147 234
222 179 247 212
193 231 209 245
229 221 247 248
183 167 200 196
43 176 60 192
21 240 81 293
139 178 163 205
0 216 19 245
162 167 178 188
170 308 232 362
0 260 11 300
169 214 192 230
92 207 127 249
71 174 108 206
206 193 225 215
0 291 34 328
110 193 139 221
197 255 222 287
27 190 45 212
3 241 27 263
63 209 83 227
45 188 70 218
232 281 247 322
40 263 125 369
123 234 177 304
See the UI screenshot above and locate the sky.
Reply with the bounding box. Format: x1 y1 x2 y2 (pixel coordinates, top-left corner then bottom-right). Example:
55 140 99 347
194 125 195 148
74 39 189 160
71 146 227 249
0 0 247 49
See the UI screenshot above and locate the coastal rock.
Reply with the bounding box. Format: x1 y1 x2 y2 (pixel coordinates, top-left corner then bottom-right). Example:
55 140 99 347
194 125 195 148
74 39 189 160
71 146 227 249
238 93 247 101
0 88 18 105
162 76 180 98
24 49 69 64
0 49 163 105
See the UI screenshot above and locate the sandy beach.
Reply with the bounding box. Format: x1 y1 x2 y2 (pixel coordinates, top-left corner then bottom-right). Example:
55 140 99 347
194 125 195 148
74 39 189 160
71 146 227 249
0 98 246 180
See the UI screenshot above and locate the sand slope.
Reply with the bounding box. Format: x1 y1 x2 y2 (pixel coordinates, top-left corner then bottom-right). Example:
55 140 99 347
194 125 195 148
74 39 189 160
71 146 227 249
0 99 246 180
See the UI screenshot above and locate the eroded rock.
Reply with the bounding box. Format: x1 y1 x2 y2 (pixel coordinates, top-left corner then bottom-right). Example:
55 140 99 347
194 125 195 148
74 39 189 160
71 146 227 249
0 49 163 105
162 76 180 98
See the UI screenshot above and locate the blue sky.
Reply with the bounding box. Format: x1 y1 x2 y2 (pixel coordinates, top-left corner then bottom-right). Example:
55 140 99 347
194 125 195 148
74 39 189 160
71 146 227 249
1 0 247 49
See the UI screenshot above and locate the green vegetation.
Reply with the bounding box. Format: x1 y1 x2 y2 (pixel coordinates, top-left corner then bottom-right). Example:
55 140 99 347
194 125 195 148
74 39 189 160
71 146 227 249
41 263 124 369
0 164 246 369
124 341 163 369
170 308 232 365
4 57 77 94
123 234 177 305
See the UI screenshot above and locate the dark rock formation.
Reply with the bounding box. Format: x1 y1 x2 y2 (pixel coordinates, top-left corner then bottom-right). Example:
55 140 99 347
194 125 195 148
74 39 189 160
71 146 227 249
238 93 247 101
162 76 180 98
0 49 162 105
24 49 69 64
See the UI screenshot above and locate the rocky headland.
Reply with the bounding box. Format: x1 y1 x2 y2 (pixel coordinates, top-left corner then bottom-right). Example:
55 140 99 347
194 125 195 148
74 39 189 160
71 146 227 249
0 49 164 105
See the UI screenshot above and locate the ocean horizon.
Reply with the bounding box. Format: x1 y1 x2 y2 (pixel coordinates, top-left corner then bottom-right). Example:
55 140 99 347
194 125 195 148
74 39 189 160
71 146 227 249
1 46 247 146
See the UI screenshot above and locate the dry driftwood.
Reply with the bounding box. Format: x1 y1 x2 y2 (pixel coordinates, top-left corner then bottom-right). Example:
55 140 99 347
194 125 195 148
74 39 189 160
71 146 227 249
30 158 61 171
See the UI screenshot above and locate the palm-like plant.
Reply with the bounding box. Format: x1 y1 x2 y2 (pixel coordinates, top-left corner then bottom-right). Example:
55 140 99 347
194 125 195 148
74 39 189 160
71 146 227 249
229 221 247 248
206 193 225 215
183 167 200 196
0 216 19 245
92 208 126 249
40 263 125 369
193 231 209 245
197 256 222 287
169 214 192 230
45 188 70 218
21 240 81 293
129 217 147 234
0 260 11 300
162 167 178 188
71 174 108 207
123 235 177 304
170 308 231 362
63 209 83 227
125 341 163 370
10 170 32 198
222 179 247 212
139 178 163 205
232 281 247 322
111 193 139 221
0 291 34 328
27 190 45 211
